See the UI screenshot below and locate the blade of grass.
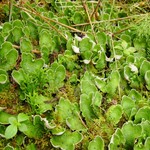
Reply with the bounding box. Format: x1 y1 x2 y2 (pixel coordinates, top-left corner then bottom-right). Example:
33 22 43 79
9 0 13 22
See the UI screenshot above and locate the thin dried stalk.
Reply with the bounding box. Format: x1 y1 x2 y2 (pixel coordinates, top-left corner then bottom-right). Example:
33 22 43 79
16 3 86 35
72 13 149 27
81 0 98 43
9 0 13 22
90 0 101 19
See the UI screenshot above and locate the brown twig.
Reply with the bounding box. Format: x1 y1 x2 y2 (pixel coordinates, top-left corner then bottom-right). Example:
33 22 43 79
32 50 41 54
77 112 88 129
12 44 20 49
113 15 147 35
81 0 98 43
72 13 149 27
15 3 86 37
90 0 101 20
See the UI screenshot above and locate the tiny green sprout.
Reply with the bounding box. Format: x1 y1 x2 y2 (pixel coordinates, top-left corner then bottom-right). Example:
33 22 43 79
55 97 74 123
126 55 135 64
0 69 8 84
121 121 142 149
66 113 86 131
121 95 136 119
72 12 85 24
134 106 150 123
20 37 33 53
55 98 86 131
140 60 150 78
0 74 7 84
50 131 83 150
20 53 44 73
0 42 18 71
134 137 150 150
128 89 142 102
39 29 53 49
109 128 125 150
46 62 66 91
80 94 97 121
4 113 29 139
40 46 50 64
1 22 12 37
123 47 136 56
88 136 104 150
0 42 13 58
12 68 25 85
21 115 45 139
92 91 102 107
81 80 97 95
134 120 150 150
96 32 107 46
93 51 106 70
145 70 150 90
12 27 24 43
133 38 146 50
106 104 123 125
69 74 78 83
58 17 70 26
103 70 120 95
0 111 14 125
28 93 52 114
51 126 66 135
12 19 24 28
79 37 93 53
121 34 131 45
94 76 106 90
